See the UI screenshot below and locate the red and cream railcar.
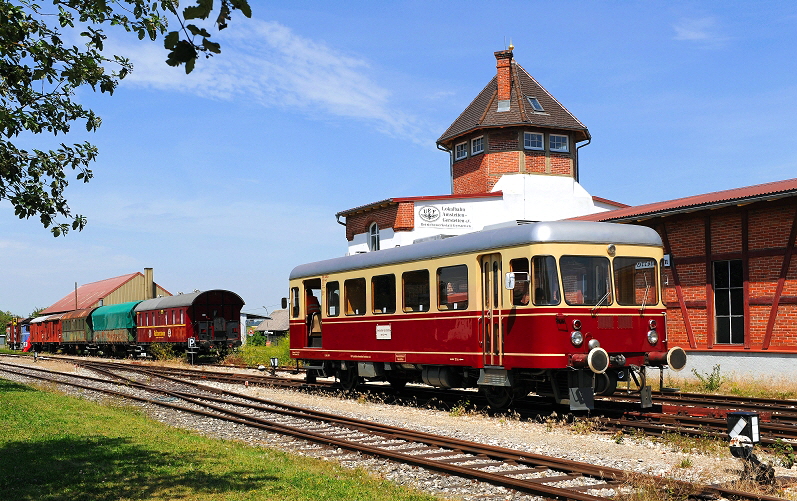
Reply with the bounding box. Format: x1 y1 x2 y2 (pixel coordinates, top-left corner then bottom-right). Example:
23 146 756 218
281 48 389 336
29 313 65 352
288 221 687 409
133 290 244 354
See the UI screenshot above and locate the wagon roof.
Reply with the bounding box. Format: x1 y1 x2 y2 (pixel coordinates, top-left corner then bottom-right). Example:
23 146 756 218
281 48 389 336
91 301 142 331
30 315 54 324
134 290 244 312
289 220 661 279
60 308 97 320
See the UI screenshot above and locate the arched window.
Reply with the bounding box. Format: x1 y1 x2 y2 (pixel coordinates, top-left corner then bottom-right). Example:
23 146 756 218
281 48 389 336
368 222 380 251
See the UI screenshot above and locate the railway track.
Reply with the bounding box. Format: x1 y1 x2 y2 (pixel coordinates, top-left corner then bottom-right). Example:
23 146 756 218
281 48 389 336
7 354 797 446
2 359 793 501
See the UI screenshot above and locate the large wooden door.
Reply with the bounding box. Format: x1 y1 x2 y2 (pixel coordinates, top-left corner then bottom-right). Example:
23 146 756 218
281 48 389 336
481 254 503 366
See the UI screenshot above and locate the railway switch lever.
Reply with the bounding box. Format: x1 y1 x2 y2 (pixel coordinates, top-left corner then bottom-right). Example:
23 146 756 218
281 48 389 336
727 411 774 485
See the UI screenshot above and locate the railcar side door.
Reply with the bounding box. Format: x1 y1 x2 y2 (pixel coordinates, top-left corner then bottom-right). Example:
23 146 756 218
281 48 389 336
481 254 503 366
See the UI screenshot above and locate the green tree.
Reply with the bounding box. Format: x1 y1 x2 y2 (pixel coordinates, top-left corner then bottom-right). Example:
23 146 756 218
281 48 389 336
1 0 251 236
0 310 21 328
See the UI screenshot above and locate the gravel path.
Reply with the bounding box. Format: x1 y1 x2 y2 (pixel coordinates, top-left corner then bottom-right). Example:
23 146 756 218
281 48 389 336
3 356 796 500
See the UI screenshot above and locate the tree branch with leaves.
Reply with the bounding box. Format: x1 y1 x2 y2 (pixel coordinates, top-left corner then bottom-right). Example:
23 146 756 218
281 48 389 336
0 0 251 236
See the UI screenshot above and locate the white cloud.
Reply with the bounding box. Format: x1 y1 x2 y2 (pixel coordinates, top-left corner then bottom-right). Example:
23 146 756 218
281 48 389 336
110 19 425 142
673 17 729 47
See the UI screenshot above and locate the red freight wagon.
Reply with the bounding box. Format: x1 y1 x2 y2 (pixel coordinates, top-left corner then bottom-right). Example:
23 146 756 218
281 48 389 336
29 313 64 352
288 221 687 410
134 290 244 355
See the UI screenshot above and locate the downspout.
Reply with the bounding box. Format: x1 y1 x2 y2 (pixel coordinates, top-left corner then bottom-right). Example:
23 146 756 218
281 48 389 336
335 214 346 226
437 143 453 194
575 138 591 184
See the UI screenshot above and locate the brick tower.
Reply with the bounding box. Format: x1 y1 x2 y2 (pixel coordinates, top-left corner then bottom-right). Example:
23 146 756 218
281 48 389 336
437 47 591 195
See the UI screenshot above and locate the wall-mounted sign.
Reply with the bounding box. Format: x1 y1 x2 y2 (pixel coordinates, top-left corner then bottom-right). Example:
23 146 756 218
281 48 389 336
416 203 473 230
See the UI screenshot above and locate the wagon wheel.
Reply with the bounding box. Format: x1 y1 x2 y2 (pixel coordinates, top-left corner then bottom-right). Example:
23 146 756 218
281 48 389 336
337 367 361 391
480 385 514 410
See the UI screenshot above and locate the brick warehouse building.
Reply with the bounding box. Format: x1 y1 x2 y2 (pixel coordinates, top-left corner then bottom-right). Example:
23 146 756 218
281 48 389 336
577 180 797 377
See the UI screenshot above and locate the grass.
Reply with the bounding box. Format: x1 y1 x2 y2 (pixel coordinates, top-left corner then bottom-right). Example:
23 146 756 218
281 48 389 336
0 378 436 501
226 336 293 368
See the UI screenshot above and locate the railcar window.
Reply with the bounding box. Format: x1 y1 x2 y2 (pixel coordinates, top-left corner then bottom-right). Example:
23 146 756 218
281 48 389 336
327 281 340 317
345 278 367 315
560 256 612 306
437 265 468 310
614 257 658 306
403 270 430 312
510 258 530 306
532 256 561 306
180 309 184 324
372 274 396 314
290 287 299 318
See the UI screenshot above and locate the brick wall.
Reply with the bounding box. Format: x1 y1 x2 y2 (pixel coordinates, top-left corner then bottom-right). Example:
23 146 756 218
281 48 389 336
451 129 576 194
344 201 415 241
643 200 797 352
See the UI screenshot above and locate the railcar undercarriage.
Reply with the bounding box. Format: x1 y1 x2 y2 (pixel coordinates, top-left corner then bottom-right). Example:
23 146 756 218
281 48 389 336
301 359 670 410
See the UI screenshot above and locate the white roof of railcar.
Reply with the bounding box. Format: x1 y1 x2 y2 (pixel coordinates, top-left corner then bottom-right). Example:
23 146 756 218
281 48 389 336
290 221 662 280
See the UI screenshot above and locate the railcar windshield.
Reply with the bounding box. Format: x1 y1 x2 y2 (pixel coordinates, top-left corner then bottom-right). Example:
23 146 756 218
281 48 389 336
560 256 612 306
614 257 658 306
532 256 561 306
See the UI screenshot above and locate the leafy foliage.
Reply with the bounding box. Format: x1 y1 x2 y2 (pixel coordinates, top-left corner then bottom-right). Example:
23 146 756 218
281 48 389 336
0 310 21 328
1 0 251 236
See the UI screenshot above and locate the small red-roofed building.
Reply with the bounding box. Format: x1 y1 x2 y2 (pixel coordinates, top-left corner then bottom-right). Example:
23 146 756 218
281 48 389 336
40 268 171 315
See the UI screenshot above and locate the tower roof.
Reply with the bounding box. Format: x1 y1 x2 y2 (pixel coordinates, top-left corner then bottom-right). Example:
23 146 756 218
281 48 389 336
437 51 590 148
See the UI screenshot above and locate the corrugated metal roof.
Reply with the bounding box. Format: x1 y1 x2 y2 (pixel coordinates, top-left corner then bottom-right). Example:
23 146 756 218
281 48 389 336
574 178 797 223
41 273 140 314
60 308 96 321
437 60 589 147
290 220 661 279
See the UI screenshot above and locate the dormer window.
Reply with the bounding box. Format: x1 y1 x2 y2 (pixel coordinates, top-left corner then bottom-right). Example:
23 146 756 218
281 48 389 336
549 134 569 153
455 141 468 160
471 136 484 155
526 97 544 112
524 132 544 150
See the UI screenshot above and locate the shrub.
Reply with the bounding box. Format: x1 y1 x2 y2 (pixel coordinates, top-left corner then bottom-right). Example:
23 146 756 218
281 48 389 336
692 364 725 392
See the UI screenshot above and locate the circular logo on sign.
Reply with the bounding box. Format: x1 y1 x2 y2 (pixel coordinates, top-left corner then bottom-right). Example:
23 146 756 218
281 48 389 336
418 206 440 222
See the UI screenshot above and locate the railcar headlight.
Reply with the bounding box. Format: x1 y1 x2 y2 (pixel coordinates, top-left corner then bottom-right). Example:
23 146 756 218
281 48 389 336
647 329 659 345
571 331 584 347
649 319 657 329
572 319 582 330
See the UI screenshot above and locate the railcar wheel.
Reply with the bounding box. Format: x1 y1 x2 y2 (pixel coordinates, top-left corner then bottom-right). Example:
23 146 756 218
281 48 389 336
594 371 618 396
337 367 360 391
387 377 407 390
480 386 514 410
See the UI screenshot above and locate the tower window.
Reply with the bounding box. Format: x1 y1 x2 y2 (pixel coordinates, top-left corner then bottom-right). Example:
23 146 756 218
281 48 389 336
527 96 544 112
368 222 380 251
524 132 544 151
550 134 569 153
454 141 468 160
471 136 484 155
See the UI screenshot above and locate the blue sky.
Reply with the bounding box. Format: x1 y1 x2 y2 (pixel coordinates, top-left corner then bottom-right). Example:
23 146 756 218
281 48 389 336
2 1 796 317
